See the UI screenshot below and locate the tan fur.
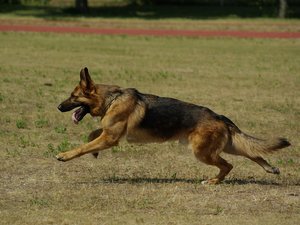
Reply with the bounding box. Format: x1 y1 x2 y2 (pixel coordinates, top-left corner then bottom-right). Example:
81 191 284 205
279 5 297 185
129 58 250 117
230 133 288 157
56 67 291 184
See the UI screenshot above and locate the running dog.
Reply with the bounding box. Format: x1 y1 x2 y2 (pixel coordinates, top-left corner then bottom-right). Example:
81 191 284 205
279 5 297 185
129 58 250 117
56 67 291 184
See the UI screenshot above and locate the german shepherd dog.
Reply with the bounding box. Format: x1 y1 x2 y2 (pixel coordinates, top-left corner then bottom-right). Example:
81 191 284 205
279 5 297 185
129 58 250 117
57 67 291 184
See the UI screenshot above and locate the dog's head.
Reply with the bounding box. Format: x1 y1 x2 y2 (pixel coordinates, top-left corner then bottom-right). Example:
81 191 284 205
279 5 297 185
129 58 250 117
58 67 115 124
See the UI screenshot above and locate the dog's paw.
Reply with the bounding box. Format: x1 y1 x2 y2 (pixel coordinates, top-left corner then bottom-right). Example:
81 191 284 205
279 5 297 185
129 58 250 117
55 152 73 162
55 153 67 162
201 178 220 185
271 167 280 175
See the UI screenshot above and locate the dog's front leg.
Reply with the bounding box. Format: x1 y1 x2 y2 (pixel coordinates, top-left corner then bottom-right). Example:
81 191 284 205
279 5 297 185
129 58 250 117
55 122 126 162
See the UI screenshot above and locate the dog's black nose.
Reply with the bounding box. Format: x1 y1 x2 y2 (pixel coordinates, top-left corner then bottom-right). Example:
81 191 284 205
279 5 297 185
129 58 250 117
57 104 63 112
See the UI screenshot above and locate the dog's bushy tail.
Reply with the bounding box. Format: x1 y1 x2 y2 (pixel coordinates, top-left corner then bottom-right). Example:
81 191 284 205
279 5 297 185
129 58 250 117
231 132 290 158
219 115 291 157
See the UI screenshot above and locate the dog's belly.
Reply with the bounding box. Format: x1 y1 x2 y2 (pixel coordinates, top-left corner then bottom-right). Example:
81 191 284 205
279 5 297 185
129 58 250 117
126 128 171 143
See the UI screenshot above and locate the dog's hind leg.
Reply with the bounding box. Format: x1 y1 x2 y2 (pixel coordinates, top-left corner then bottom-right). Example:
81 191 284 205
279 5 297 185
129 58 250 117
190 122 233 184
195 152 233 185
224 147 280 174
247 156 280 174
88 129 103 158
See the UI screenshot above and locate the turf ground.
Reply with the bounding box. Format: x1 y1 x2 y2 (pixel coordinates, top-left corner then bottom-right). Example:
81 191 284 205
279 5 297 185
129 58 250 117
0 21 300 224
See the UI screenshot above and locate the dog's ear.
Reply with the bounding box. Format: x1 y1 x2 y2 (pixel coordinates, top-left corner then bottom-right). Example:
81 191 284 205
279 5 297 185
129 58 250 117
80 67 95 92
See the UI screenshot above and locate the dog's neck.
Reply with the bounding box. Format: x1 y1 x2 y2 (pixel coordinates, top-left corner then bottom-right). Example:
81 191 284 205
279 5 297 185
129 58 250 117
100 90 123 117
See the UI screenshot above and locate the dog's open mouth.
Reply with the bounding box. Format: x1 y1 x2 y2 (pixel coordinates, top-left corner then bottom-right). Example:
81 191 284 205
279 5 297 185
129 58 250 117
72 106 89 124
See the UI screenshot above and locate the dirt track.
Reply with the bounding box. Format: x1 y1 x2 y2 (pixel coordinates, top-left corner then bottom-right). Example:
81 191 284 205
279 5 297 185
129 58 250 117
1 24 300 39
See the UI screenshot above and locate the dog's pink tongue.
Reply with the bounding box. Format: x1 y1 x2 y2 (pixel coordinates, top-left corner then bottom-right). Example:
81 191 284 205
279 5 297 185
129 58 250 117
72 112 79 124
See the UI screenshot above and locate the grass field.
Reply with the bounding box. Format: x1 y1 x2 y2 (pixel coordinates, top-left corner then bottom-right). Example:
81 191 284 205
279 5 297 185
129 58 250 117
0 30 300 224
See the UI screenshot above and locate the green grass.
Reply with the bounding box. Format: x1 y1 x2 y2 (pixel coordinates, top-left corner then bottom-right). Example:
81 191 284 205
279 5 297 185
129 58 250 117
16 118 27 129
0 31 299 225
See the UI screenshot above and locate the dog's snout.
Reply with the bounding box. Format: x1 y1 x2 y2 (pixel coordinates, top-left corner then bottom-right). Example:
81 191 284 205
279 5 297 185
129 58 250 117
57 100 81 112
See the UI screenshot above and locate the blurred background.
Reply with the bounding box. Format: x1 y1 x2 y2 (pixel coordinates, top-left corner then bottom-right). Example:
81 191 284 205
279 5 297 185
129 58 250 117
0 0 299 19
